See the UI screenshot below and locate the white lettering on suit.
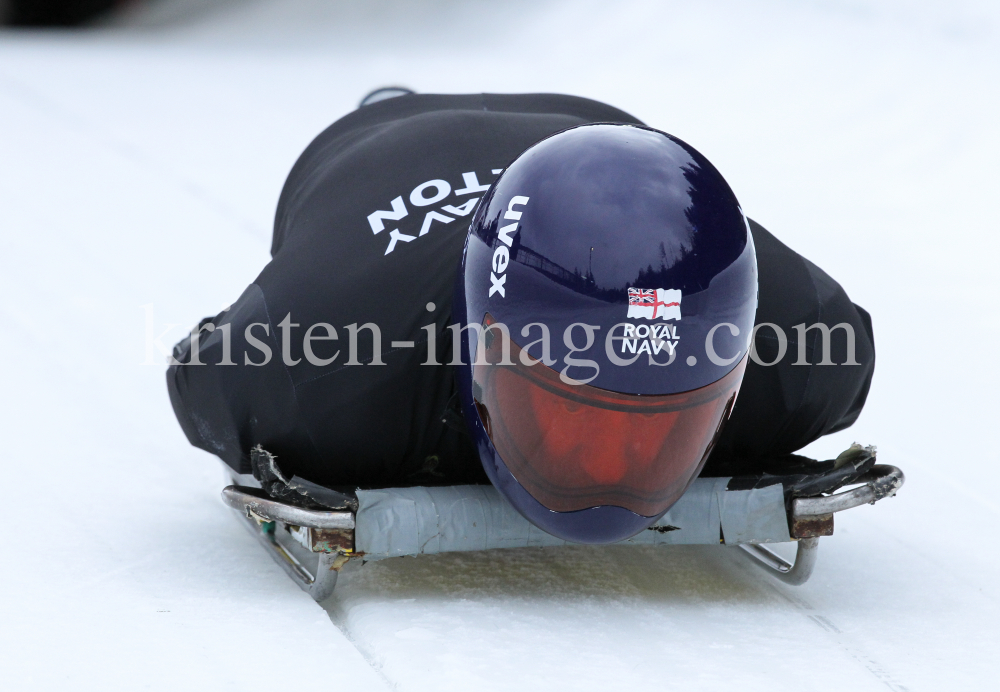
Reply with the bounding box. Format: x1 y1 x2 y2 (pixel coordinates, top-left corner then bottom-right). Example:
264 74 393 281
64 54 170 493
368 170 501 255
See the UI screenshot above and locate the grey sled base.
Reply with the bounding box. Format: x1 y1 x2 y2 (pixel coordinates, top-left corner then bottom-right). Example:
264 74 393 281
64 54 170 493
222 465 904 601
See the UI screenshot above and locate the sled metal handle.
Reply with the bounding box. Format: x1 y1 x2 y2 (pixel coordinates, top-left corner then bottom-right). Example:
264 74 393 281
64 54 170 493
222 486 355 529
739 537 819 585
740 465 903 585
792 464 905 519
222 486 348 601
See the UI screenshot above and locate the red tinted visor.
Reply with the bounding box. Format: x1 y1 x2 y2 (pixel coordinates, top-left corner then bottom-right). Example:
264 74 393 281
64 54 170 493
473 325 745 516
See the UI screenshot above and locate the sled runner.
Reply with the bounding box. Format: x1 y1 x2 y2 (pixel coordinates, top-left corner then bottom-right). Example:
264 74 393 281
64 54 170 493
220 444 903 601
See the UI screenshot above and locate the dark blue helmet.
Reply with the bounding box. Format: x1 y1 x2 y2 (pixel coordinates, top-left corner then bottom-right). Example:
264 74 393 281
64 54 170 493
455 123 757 543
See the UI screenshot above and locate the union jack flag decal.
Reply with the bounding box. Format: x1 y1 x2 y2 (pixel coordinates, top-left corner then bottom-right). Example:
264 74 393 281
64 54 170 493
627 288 682 321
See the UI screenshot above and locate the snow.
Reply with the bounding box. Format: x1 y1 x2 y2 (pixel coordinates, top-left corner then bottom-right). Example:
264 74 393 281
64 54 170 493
1 1 998 689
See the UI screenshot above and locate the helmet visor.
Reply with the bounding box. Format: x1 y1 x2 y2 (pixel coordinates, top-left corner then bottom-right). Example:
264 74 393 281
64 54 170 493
472 324 745 516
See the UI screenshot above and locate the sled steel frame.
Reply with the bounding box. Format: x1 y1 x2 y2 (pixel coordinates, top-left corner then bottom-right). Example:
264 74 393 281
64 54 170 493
738 464 905 585
221 464 904 600
222 486 355 601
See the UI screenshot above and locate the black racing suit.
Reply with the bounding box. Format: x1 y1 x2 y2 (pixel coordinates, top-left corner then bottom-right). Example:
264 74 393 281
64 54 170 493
166 93 874 488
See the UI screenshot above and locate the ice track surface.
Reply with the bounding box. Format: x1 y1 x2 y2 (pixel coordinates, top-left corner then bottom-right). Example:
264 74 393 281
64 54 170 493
1 1 998 690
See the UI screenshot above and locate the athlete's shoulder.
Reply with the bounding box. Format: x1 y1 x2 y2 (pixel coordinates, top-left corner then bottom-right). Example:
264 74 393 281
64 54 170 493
316 92 644 143
272 93 645 257
479 92 644 126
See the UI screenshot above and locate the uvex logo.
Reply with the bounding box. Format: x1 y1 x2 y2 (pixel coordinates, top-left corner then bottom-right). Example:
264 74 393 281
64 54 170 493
488 196 529 298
